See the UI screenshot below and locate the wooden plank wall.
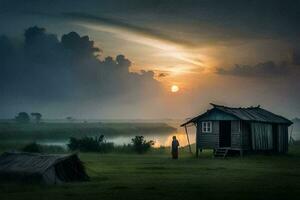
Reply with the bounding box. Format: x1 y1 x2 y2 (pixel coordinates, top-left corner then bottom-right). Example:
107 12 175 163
251 123 273 150
278 125 289 153
196 119 289 152
197 121 219 149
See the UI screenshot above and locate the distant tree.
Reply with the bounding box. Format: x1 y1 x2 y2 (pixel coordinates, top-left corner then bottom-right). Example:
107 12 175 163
15 112 30 123
68 135 114 153
31 112 42 123
131 136 155 154
66 116 74 122
22 142 42 153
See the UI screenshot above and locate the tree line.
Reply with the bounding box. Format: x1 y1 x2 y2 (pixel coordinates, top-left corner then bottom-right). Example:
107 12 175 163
15 112 42 123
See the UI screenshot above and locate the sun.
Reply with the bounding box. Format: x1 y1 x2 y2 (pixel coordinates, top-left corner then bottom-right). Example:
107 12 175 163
171 85 179 93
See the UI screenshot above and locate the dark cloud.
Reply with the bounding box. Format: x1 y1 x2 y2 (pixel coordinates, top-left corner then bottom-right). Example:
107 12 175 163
158 72 168 78
61 31 101 56
2 0 300 47
216 60 300 77
289 49 300 65
0 35 14 64
59 12 196 47
0 26 161 117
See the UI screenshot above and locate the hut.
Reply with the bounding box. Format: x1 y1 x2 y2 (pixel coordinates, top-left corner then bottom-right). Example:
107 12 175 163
181 104 293 157
0 152 89 184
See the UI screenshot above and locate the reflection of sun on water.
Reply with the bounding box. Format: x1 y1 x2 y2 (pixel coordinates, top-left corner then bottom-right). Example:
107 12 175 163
164 132 189 147
152 132 189 148
142 122 196 148
153 141 162 148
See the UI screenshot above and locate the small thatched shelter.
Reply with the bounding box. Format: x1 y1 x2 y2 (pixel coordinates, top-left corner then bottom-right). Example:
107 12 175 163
0 152 89 184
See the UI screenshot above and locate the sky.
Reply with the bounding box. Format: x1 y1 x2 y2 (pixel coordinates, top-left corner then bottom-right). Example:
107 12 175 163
0 0 299 119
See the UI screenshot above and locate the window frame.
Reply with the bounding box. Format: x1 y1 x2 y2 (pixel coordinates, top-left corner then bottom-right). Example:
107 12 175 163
202 121 212 133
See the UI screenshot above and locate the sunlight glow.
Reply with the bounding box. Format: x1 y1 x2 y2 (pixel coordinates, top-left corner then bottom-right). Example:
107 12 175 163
171 85 179 93
77 23 205 68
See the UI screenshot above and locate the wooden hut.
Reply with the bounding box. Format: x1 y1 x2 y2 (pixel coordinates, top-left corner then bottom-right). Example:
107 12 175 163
181 104 293 157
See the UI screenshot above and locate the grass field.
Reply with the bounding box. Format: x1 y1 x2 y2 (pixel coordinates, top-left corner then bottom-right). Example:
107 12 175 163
1 145 300 200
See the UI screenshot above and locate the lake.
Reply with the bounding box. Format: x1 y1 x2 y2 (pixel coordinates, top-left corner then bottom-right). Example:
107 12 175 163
37 122 197 148
0 120 197 149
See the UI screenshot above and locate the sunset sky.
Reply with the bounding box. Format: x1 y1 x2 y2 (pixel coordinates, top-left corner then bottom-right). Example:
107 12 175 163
0 0 299 119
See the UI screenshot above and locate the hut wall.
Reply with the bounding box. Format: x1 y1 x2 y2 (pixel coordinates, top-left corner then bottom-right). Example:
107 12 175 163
277 124 289 153
251 122 273 150
231 120 241 148
197 121 219 149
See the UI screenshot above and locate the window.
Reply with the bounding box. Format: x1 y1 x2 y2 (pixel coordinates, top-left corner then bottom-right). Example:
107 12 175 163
202 121 212 133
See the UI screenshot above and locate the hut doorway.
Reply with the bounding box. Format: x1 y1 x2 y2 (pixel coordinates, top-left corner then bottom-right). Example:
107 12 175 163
219 121 231 147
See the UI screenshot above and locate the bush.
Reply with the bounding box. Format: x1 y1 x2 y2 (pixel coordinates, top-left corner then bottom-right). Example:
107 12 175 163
68 135 114 153
22 142 42 153
131 136 154 154
15 112 30 123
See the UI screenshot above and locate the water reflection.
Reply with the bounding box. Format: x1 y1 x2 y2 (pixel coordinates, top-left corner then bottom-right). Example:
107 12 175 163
38 122 197 148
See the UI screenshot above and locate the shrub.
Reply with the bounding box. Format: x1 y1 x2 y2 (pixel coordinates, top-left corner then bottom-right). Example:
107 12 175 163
15 112 30 123
131 136 154 154
22 142 42 153
68 135 114 153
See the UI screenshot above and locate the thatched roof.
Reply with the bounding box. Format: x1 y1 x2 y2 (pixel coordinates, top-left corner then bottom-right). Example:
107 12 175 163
181 103 293 126
0 152 89 184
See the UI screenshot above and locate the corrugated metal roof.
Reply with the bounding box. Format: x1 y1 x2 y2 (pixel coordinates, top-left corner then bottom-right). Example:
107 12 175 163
0 152 89 184
181 103 293 126
0 152 74 173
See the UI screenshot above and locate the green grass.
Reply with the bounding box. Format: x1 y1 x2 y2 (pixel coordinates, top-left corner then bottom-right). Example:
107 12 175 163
1 145 300 200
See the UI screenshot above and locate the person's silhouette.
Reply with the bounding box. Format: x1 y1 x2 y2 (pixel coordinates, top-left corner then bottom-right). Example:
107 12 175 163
171 136 180 159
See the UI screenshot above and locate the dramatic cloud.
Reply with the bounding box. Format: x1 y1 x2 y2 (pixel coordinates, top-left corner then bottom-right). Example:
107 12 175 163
3 0 300 47
62 12 195 48
0 0 300 119
216 61 300 77
158 73 168 78
290 49 300 66
0 26 162 117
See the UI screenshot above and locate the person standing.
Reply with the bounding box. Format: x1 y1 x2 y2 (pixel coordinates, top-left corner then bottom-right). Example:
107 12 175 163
171 136 180 159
